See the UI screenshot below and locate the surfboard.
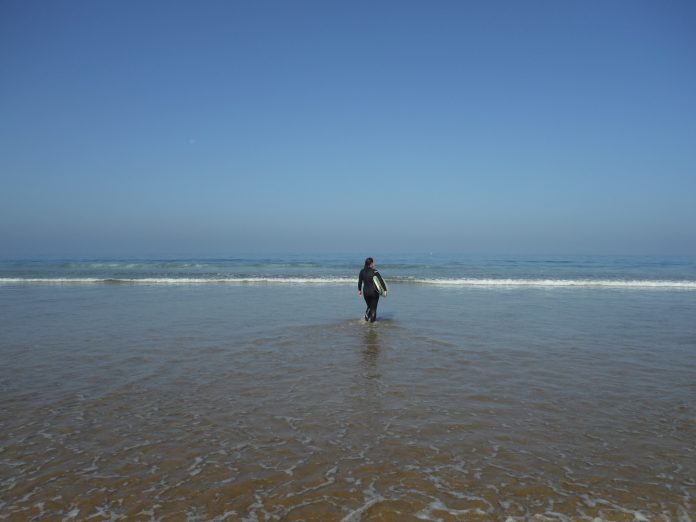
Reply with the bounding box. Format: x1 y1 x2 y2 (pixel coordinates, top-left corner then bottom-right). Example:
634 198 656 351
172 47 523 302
373 271 388 296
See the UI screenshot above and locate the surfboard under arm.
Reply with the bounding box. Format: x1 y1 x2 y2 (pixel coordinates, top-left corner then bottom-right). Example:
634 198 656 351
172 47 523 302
373 271 387 296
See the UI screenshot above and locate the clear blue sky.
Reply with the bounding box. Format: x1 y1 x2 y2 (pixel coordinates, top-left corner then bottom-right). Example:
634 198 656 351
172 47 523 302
1 0 695 257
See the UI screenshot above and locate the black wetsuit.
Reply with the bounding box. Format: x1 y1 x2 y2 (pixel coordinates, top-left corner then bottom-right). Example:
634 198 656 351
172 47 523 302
358 267 385 322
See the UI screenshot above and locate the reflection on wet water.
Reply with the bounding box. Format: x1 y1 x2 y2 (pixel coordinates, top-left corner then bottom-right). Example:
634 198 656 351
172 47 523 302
361 326 381 380
1 286 695 520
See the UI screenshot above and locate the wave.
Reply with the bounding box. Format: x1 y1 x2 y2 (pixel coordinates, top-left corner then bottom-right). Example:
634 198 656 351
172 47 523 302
2 277 696 289
0 277 357 285
408 278 696 289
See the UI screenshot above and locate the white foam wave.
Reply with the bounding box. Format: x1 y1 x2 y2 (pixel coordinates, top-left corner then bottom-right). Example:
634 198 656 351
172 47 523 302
408 278 696 289
1 277 695 289
0 277 354 285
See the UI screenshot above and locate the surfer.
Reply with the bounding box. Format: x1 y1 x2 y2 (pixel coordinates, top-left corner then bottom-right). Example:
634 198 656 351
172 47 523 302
358 257 387 322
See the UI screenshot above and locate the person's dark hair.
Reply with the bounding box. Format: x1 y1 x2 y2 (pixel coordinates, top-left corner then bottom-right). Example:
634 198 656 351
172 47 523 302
364 257 374 269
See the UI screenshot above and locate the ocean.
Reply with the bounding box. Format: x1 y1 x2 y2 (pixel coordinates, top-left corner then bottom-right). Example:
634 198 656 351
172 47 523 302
1 255 695 521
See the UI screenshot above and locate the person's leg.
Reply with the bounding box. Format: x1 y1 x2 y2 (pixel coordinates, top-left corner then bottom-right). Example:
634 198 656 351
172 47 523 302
363 294 371 321
369 295 379 322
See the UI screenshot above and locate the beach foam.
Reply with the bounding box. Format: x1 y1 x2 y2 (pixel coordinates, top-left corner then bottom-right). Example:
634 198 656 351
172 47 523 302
2 277 696 289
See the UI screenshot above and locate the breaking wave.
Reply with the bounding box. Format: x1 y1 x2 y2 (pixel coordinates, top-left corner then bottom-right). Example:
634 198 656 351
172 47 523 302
2 277 696 289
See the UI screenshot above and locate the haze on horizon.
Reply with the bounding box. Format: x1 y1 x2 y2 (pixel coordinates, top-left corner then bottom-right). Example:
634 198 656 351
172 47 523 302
1 1 695 259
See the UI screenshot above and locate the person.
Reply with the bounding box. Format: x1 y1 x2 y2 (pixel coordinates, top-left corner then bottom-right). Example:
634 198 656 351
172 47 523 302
358 257 387 322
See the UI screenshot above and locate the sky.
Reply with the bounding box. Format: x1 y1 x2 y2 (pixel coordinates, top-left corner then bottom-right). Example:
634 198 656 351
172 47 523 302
1 0 695 258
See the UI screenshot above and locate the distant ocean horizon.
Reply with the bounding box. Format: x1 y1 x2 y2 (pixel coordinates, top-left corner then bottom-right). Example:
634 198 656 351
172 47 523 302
2 254 696 289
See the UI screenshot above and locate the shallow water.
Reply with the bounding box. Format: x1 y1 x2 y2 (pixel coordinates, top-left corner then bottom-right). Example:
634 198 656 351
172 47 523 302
1 282 695 521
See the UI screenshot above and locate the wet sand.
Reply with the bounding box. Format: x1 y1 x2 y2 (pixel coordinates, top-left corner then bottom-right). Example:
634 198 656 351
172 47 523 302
1 284 695 520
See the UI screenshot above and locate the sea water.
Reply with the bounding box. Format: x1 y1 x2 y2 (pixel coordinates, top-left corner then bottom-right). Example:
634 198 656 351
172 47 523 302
1 255 695 520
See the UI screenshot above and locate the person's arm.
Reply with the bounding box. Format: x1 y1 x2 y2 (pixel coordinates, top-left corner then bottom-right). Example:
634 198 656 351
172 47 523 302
358 269 363 294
